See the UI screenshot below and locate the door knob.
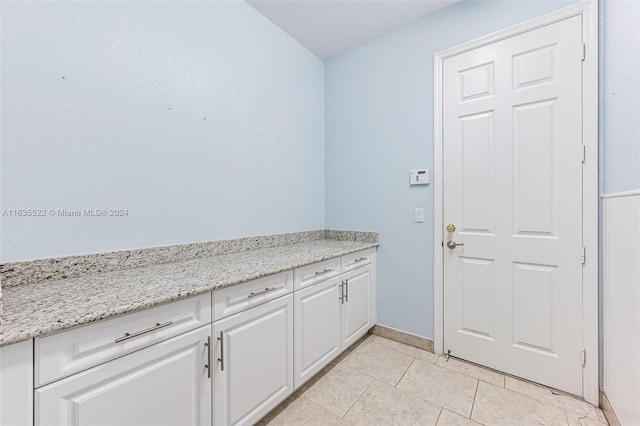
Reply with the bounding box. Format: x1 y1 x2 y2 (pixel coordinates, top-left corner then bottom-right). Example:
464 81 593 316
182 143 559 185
446 224 456 232
447 240 464 249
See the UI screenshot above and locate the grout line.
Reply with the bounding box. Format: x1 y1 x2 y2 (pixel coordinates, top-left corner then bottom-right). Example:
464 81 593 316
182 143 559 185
394 356 417 387
502 377 599 419
434 407 444 425
300 399 322 425
342 378 376 420
469 379 480 420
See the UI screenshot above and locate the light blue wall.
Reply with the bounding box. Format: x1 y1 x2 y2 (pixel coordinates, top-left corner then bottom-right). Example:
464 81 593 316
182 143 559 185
601 0 640 195
1 1 325 262
325 0 578 339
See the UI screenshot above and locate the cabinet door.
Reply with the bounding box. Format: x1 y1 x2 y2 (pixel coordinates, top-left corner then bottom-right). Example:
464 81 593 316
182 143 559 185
341 266 373 349
294 277 342 389
36 326 212 426
0 340 33 426
214 294 293 426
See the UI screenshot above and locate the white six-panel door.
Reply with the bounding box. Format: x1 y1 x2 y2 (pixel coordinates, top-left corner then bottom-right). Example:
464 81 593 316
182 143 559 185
443 15 584 395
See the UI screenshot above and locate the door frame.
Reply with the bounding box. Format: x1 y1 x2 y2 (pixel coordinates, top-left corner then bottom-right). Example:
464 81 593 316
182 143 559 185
433 0 599 404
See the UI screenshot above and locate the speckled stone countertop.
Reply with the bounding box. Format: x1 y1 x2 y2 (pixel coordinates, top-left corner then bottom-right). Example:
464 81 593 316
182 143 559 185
0 238 377 347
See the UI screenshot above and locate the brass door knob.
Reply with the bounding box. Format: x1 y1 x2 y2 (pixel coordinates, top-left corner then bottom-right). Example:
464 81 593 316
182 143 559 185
446 224 456 232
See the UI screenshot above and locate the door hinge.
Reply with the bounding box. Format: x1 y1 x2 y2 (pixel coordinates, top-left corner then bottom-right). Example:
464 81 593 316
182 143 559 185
581 348 586 366
581 145 586 163
581 44 586 61
580 246 586 264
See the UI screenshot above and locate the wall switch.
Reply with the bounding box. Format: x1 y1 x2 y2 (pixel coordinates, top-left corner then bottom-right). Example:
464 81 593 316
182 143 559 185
410 169 430 185
415 208 424 223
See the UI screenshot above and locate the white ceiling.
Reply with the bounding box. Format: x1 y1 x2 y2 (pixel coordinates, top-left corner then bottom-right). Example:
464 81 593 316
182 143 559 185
246 0 462 60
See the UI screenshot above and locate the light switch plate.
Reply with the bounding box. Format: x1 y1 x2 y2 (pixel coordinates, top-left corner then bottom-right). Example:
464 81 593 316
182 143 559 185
410 169 430 185
415 208 424 223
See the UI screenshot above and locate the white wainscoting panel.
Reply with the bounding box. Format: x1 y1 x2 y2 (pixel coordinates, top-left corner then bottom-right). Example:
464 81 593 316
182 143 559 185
602 190 640 426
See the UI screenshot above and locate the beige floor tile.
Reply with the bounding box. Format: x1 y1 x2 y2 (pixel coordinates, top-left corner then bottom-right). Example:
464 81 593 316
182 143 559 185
397 359 478 417
304 364 373 417
596 408 608 424
436 409 482 425
344 380 442 426
566 410 609 426
263 396 320 426
383 338 439 364
505 377 598 419
363 334 437 362
472 381 568 426
435 356 505 387
305 407 351 426
341 336 415 386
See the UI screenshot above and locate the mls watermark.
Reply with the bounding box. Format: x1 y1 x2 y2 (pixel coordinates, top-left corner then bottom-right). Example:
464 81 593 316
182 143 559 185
2 208 129 217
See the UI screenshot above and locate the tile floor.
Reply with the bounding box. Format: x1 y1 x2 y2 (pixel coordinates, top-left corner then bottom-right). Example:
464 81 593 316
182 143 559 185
258 334 608 426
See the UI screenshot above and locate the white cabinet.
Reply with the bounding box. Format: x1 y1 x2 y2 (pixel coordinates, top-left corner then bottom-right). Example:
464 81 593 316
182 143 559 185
0 340 33 426
293 277 342 389
35 326 212 426
4 246 375 426
213 271 293 320
341 265 374 348
36 293 211 387
213 294 293 426
293 250 376 390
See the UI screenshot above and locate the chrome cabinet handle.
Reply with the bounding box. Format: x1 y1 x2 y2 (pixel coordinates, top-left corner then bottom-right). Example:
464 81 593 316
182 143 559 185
205 336 211 379
345 279 349 302
115 321 173 343
354 257 367 263
446 240 465 249
315 268 334 276
217 331 224 371
248 286 277 298
340 281 345 304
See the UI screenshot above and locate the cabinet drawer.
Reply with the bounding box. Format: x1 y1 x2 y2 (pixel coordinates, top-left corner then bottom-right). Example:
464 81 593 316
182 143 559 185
293 257 341 291
35 293 211 387
213 271 293 320
35 325 212 426
341 248 376 273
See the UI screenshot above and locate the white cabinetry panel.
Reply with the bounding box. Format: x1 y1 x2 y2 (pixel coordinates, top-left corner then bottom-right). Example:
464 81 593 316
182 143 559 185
0 340 33 426
213 271 293 320
341 248 375 273
36 293 211 387
35 326 212 426
294 277 342 389
341 265 373 349
214 294 293 426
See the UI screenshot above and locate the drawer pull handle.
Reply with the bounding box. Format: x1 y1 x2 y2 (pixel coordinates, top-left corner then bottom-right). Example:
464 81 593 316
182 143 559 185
205 336 211 379
315 268 334 276
248 286 277 298
218 331 224 371
115 321 174 343
354 257 368 263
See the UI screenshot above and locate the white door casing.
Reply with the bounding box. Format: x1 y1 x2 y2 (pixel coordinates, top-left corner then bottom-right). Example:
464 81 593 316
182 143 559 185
434 0 599 403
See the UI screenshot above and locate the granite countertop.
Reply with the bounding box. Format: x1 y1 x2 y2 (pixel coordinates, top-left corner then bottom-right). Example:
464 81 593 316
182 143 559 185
0 239 377 347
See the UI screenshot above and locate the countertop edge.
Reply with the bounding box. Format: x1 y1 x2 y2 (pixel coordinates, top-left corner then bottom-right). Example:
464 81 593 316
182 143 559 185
0 242 378 347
